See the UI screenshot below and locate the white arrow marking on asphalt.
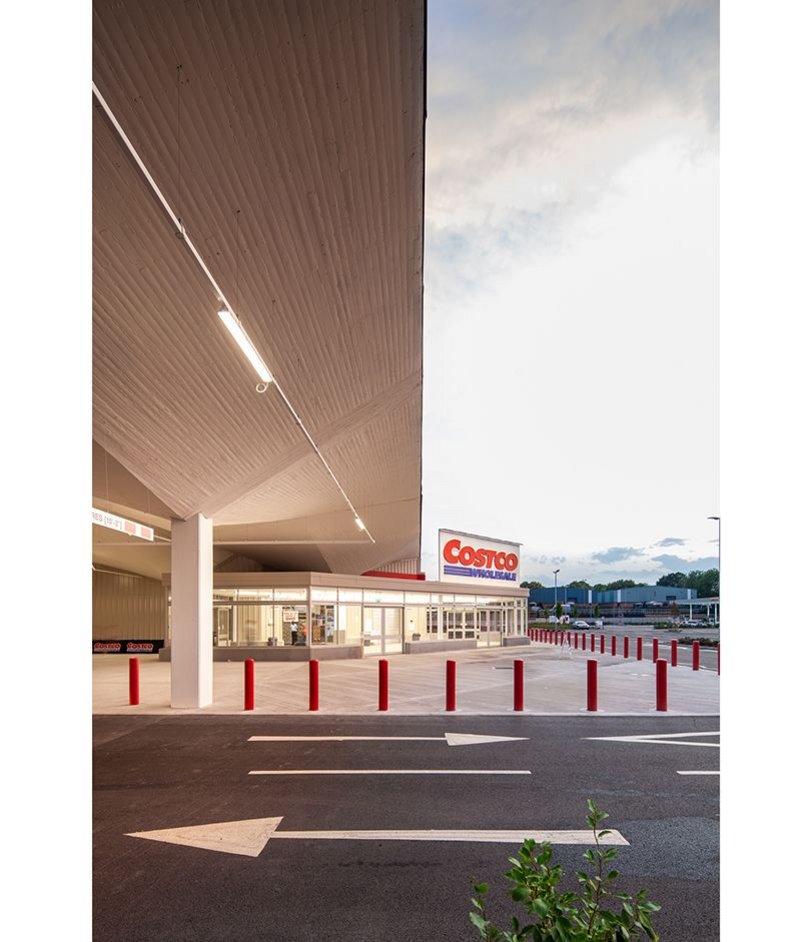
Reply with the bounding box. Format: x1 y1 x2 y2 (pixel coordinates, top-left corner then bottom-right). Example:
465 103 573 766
126 818 628 856
126 818 283 857
247 733 528 747
248 769 531 776
583 731 719 748
677 770 720 776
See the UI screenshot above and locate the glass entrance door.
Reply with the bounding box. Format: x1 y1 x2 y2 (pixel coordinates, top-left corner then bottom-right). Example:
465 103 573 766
213 606 232 646
383 607 403 654
363 607 403 655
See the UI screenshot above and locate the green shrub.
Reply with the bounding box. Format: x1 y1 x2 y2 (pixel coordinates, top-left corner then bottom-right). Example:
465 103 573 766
469 800 660 941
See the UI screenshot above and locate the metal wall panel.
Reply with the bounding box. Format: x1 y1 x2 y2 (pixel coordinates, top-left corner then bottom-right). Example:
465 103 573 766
92 570 166 639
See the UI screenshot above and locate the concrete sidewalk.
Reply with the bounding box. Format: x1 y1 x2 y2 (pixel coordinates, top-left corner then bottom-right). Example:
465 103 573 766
93 641 720 716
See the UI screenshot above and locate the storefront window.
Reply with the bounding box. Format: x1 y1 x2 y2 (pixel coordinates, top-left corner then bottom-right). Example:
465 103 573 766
338 589 363 603
311 604 336 643
363 589 404 604
404 605 426 641
276 605 308 646
404 592 430 605
274 588 308 601
426 605 442 638
235 604 273 645
311 588 337 602
337 604 362 643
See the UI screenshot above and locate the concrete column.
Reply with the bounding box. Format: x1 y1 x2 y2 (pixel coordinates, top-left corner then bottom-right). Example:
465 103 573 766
170 513 213 708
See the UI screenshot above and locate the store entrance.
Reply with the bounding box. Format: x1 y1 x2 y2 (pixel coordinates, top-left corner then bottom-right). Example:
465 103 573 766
363 607 403 655
213 606 232 646
477 608 503 647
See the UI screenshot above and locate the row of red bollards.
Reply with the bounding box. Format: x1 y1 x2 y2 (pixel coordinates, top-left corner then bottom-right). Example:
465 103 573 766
124 656 512 712
235 656 522 713
529 628 717 674
126 634 719 709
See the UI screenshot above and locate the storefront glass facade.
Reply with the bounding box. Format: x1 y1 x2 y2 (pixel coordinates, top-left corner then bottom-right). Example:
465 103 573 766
168 573 527 656
169 577 528 655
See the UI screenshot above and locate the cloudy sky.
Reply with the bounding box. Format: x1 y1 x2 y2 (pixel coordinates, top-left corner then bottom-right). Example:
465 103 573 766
421 0 719 585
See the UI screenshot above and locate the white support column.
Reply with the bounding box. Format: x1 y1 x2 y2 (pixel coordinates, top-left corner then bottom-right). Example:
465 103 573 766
170 513 214 708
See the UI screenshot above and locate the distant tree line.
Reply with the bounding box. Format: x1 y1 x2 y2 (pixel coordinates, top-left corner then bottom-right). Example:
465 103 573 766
520 569 719 597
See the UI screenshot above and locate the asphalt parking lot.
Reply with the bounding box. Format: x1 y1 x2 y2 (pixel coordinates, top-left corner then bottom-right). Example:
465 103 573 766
94 713 719 941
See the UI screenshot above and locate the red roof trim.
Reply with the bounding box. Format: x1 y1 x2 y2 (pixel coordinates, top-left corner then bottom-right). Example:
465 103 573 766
361 570 426 581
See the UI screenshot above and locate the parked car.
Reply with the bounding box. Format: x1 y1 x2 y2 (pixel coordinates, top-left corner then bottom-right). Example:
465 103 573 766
684 619 701 627
573 620 590 629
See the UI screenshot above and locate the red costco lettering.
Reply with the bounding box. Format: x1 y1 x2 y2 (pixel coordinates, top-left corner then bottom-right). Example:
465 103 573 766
442 540 518 572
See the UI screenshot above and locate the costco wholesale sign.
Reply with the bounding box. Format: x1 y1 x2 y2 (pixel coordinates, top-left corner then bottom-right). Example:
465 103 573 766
438 529 521 586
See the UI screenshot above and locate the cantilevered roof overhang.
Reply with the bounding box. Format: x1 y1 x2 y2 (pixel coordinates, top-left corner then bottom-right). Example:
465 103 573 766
92 0 425 579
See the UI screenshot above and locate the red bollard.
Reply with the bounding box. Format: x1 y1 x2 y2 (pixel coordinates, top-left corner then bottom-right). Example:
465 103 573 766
582 633 586 651
656 658 668 711
590 634 595 652
446 659 457 711
309 659 319 711
600 635 605 654
513 659 524 711
244 658 255 711
587 660 598 712
128 657 140 706
636 637 643 660
611 635 617 657
671 639 678 667
623 636 629 658
652 638 659 663
378 659 389 711
692 640 700 671
574 632 578 648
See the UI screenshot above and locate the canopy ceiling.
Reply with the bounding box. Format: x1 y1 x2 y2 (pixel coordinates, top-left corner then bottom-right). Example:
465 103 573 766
92 0 425 577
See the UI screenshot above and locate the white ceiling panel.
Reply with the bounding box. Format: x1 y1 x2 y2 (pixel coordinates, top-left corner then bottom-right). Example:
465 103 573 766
92 0 424 576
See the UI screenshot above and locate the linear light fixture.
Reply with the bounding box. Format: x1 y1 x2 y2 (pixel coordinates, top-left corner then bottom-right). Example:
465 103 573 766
218 309 272 384
93 81 374 544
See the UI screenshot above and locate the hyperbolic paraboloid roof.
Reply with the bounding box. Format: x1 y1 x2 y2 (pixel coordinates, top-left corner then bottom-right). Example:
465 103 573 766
92 0 425 579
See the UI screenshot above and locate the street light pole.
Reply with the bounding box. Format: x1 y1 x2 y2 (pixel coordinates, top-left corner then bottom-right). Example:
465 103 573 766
708 516 720 625
553 569 560 617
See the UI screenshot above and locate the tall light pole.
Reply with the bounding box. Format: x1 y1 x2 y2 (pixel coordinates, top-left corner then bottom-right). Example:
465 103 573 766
553 569 560 614
708 515 720 625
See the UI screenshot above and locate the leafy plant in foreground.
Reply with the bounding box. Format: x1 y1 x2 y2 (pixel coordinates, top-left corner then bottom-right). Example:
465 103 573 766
469 800 660 941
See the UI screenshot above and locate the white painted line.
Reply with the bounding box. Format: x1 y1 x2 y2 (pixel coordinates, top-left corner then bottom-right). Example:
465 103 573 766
584 731 719 748
248 769 531 775
271 828 628 844
677 770 720 776
126 817 628 856
247 733 528 747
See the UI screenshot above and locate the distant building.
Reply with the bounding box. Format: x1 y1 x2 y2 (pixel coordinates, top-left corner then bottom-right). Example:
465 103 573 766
528 585 698 611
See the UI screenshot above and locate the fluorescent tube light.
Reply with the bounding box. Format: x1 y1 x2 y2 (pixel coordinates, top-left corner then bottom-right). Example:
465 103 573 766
354 516 366 531
218 309 272 384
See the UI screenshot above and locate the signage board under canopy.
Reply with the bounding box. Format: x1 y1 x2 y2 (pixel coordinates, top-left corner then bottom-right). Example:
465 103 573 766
438 529 521 586
92 507 154 542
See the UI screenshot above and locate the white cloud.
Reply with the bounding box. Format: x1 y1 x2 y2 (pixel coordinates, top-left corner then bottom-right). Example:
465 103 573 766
422 1 719 581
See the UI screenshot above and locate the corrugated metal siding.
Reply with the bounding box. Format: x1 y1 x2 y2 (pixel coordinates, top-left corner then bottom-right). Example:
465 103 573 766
93 570 166 639
373 557 421 575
